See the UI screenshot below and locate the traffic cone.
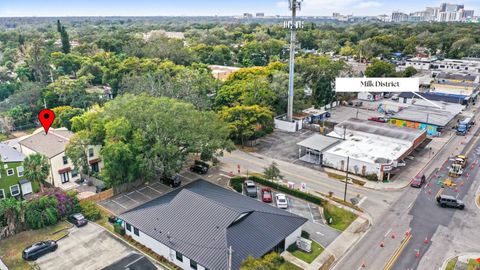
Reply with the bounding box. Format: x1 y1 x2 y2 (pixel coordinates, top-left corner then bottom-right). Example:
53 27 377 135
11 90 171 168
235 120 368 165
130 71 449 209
423 237 429 244
415 250 420 258
391 233 396 239
361 262 366 268
405 230 410 237
380 241 385 248
428 189 432 195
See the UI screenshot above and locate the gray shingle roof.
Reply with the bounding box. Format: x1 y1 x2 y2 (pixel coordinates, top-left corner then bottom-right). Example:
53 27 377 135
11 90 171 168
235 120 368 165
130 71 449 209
19 129 73 158
120 180 307 270
0 143 25 163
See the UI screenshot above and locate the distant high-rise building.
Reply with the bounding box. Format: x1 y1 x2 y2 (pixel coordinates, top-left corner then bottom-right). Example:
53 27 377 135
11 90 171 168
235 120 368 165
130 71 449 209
255 13 264 18
243 13 253 19
391 11 409 22
391 3 473 23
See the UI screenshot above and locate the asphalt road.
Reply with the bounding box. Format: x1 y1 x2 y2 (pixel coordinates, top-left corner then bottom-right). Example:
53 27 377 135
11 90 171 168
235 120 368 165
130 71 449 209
392 127 480 270
333 109 480 270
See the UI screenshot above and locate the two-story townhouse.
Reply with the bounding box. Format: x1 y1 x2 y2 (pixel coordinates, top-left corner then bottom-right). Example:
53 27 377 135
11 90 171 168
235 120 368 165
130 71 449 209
17 128 103 190
0 143 37 200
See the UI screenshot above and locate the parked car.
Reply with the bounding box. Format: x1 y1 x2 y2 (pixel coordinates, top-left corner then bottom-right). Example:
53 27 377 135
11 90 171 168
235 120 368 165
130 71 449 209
68 213 88 227
275 194 288 209
190 164 208 174
368 117 387 123
22 241 58 261
162 174 181 187
436 195 465 210
261 188 273 203
384 92 392 98
391 94 399 101
244 180 257 198
410 175 426 188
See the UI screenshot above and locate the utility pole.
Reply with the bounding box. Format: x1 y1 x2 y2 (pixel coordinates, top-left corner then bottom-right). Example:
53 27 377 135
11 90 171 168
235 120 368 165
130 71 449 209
286 0 303 122
344 156 350 202
343 126 347 140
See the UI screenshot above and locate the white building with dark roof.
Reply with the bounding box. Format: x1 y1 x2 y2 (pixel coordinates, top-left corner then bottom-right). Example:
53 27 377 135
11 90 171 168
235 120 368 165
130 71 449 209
120 180 307 270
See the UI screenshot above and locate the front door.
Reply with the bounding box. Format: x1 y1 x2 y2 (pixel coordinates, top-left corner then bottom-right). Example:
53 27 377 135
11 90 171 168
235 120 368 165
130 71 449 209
60 172 70 183
91 162 99 173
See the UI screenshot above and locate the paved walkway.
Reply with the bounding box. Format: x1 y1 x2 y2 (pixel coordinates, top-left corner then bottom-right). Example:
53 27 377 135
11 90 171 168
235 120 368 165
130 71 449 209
0 258 8 270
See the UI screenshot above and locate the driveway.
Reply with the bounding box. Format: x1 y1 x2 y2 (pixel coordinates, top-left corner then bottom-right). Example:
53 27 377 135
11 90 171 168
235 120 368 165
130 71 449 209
248 185 341 247
35 223 159 270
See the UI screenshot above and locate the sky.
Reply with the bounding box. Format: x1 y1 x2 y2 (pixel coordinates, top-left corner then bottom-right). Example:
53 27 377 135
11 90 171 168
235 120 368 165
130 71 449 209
0 0 478 17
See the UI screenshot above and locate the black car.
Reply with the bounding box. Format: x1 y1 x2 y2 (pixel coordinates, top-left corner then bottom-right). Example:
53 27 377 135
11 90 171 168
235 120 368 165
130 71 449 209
22 240 58 261
68 213 88 227
163 174 182 187
190 164 208 174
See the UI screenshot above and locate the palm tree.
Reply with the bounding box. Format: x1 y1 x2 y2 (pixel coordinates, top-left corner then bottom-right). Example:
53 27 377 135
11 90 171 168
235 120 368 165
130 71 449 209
23 153 50 193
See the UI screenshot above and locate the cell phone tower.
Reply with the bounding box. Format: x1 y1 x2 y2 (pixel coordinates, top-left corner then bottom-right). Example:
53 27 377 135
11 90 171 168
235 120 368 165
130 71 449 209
285 0 303 122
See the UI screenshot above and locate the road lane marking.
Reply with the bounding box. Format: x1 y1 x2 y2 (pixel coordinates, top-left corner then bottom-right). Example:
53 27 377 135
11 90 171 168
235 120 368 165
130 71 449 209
383 233 412 270
406 202 414 210
358 196 368 206
316 232 324 236
435 188 444 199
384 228 392 238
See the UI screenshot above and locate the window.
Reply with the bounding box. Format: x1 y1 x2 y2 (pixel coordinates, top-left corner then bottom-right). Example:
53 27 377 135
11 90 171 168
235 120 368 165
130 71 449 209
190 260 197 270
71 170 78 178
176 251 183 262
88 148 94 157
62 156 68 165
17 166 24 177
133 227 139 236
126 223 132 232
0 189 4 200
6 168 14 176
10 185 20 197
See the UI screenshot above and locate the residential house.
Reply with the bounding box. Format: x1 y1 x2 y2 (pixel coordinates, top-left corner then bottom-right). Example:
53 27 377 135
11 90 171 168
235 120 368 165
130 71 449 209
17 128 103 190
0 143 36 200
120 180 307 270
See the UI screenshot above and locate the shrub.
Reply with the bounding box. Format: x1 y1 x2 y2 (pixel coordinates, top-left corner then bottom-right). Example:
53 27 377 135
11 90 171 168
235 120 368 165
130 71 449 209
301 230 310 239
248 175 326 206
45 190 79 218
25 196 59 229
114 223 125 235
230 176 245 193
365 174 378 181
79 200 101 221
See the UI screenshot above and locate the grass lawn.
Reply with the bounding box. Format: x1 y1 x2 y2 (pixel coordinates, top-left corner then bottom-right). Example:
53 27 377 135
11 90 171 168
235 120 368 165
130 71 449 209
0 221 71 270
323 203 358 231
279 261 303 270
445 257 458 270
287 240 324 263
467 259 480 270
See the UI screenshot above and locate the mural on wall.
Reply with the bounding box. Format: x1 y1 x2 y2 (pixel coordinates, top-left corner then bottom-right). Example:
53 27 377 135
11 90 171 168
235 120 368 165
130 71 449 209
389 119 439 136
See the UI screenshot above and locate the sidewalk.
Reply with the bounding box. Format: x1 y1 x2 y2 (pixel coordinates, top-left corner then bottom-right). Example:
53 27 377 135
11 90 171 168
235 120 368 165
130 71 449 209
0 258 8 270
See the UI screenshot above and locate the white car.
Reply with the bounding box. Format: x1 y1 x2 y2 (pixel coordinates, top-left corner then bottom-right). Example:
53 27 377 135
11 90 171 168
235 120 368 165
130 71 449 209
275 194 288 209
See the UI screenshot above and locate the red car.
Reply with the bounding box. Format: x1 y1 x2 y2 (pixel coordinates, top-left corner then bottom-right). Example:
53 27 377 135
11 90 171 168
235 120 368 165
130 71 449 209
368 117 387 123
410 175 426 188
261 188 273 203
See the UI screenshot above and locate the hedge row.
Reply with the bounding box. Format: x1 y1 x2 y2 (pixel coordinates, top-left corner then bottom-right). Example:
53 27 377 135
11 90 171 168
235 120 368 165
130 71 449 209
230 176 244 193
247 175 326 206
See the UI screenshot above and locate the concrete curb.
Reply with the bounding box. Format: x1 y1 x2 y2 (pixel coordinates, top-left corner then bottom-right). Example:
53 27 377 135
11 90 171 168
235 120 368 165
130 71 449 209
475 184 480 211
438 253 480 270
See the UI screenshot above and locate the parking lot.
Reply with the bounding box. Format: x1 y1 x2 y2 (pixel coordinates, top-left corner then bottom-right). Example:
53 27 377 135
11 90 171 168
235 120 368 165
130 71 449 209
35 223 159 270
255 129 315 163
246 184 341 247
99 172 198 215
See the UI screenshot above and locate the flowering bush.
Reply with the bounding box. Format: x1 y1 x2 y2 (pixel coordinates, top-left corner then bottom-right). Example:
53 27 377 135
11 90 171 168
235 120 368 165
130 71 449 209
43 189 80 218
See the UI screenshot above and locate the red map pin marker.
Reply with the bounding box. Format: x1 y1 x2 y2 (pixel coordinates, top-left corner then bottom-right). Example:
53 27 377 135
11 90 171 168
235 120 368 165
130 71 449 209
38 109 55 134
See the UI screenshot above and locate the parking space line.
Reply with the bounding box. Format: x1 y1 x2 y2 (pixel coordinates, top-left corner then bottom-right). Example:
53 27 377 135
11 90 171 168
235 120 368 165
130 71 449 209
147 185 162 194
124 194 139 204
138 187 148 191
135 190 151 199
125 255 145 268
111 199 128 209
220 174 231 178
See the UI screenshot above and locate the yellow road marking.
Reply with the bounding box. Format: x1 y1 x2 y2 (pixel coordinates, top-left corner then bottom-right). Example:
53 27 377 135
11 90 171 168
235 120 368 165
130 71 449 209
383 233 412 270
435 187 444 199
